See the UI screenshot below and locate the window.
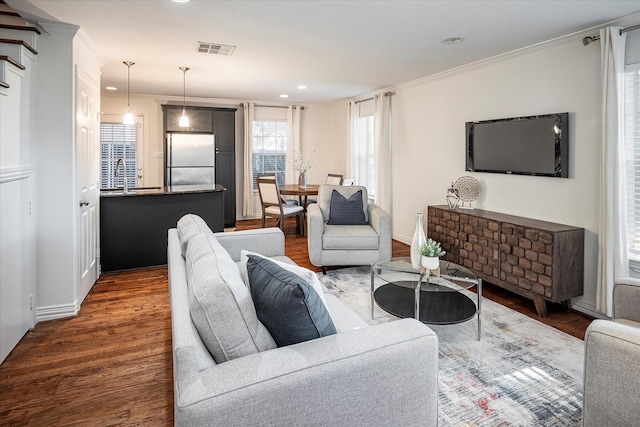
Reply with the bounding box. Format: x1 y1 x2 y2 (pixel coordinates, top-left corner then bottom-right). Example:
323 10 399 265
625 63 640 260
100 123 138 189
252 120 288 189
356 115 375 198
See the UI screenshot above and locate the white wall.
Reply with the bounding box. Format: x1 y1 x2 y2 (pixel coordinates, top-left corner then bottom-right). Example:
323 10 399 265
35 23 79 316
300 103 347 183
312 33 624 317
34 23 102 321
0 48 35 363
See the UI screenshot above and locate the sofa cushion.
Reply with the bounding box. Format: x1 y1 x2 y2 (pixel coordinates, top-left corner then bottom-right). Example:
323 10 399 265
246 255 336 347
322 224 380 250
327 190 367 225
239 250 329 310
177 214 214 257
186 233 276 363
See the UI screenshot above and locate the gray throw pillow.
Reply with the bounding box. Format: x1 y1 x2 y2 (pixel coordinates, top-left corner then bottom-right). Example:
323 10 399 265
327 189 366 225
186 234 276 363
246 255 337 347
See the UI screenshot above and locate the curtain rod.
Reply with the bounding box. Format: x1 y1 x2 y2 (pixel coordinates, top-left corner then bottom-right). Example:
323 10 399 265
354 91 395 104
239 103 304 110
582 23 640 46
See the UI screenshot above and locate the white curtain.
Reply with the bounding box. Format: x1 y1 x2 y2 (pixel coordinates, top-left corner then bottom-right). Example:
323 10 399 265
286 106 302 183
346 101 359 179
242 102 255 217
374 92 392 213
597 27 629 316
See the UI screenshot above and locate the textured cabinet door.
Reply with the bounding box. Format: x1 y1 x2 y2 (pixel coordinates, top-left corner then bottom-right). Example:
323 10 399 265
458 213 500 280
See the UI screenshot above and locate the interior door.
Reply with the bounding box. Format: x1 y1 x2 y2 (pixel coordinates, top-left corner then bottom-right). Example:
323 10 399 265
76 68 99 304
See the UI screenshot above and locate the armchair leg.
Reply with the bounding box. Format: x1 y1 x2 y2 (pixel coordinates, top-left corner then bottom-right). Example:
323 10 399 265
261 215 266 228
321 266 327 275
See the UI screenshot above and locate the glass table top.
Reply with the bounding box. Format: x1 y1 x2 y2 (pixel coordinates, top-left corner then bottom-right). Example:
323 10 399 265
373 256 478 291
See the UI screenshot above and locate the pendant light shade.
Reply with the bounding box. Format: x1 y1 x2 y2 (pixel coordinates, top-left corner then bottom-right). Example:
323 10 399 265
179 66 190 128
123 61 135 125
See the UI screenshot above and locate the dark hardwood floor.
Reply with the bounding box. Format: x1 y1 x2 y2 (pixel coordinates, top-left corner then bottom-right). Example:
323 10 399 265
0 218 593 425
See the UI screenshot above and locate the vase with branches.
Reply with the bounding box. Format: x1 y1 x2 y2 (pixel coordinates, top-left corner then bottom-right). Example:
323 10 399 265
291 150 316 187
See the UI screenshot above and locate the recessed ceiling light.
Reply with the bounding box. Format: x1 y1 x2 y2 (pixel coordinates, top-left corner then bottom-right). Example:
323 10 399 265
105 86 117 91
297 85 307 90
172 0 190 3
280 94 289 98
442 37 465 44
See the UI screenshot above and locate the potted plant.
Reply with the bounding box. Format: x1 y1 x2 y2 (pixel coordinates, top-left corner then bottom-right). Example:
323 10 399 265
420 238 445 270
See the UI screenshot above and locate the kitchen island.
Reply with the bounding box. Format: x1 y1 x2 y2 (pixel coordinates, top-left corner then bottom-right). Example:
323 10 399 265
100 184 225 271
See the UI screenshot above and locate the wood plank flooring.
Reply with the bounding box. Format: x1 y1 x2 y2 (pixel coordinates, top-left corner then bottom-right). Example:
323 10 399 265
0 218 593 425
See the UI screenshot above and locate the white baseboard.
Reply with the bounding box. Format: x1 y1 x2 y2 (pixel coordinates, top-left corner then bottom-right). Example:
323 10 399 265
570 299 608 320
393 232 411 246
36 302 79 323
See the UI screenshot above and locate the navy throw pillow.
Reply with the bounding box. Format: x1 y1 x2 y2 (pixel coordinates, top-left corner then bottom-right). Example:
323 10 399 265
327 190 366 225
246 255 336 347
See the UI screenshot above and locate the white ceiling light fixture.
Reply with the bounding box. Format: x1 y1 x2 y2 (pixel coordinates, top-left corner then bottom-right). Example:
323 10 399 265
172 0 190 3
179 66 190 128
123 60 135 125
280 94 289 98
441 37 465 44
297 85 307 90
105 86 117 91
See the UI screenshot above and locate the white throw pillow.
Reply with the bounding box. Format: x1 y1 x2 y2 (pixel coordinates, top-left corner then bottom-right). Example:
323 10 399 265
239 250 329 310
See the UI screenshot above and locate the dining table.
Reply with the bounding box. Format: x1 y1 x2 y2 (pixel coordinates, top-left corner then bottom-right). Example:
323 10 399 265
279 184 319 210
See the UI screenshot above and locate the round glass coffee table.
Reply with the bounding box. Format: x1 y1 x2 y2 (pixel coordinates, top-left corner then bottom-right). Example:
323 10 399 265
371 257 482 340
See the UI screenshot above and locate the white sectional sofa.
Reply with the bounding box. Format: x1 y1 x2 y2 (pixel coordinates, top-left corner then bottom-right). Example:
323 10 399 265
168 214 439 426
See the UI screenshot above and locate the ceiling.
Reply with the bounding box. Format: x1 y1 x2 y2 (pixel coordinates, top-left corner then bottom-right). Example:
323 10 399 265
9 0 640 104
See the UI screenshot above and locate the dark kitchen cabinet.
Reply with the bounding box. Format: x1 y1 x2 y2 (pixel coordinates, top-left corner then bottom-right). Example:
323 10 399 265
212 109 236 228
162 105 237 227
164 107 213 133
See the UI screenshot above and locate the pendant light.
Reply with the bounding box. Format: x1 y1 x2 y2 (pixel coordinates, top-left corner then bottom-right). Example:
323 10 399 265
123 61 135 125
179 66 190 128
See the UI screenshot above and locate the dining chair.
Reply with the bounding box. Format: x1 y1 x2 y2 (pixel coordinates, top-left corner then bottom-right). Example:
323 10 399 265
256 176 305 234
258 173 298 205
326 174 344 185
307 174 345 205
342 177 355 186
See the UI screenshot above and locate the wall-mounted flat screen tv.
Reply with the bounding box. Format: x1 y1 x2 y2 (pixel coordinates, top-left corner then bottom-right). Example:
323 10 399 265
465 112 569 178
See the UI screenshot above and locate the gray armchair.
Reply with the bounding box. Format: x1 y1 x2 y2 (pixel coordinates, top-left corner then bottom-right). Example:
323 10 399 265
582 280 640 427
307 184 391 274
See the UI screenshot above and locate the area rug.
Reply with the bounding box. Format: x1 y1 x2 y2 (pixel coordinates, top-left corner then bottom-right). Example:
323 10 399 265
318 266 584 427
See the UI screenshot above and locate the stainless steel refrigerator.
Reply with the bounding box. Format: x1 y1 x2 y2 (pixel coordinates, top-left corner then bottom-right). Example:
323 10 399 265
166 133 215 186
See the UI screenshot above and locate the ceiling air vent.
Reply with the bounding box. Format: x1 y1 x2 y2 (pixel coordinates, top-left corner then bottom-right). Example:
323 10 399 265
197 41 236 56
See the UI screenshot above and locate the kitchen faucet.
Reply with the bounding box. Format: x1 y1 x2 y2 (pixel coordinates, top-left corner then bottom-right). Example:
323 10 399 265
115 158 128 193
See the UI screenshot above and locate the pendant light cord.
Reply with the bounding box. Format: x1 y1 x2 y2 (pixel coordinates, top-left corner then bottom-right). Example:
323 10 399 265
123 61 135 110
179 66 190 111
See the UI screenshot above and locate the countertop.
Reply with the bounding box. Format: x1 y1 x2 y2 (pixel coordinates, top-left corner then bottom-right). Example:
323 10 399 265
100 184 226 197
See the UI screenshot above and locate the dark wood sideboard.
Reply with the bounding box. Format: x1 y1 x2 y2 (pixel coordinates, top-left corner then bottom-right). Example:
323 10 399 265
427 205 584 317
